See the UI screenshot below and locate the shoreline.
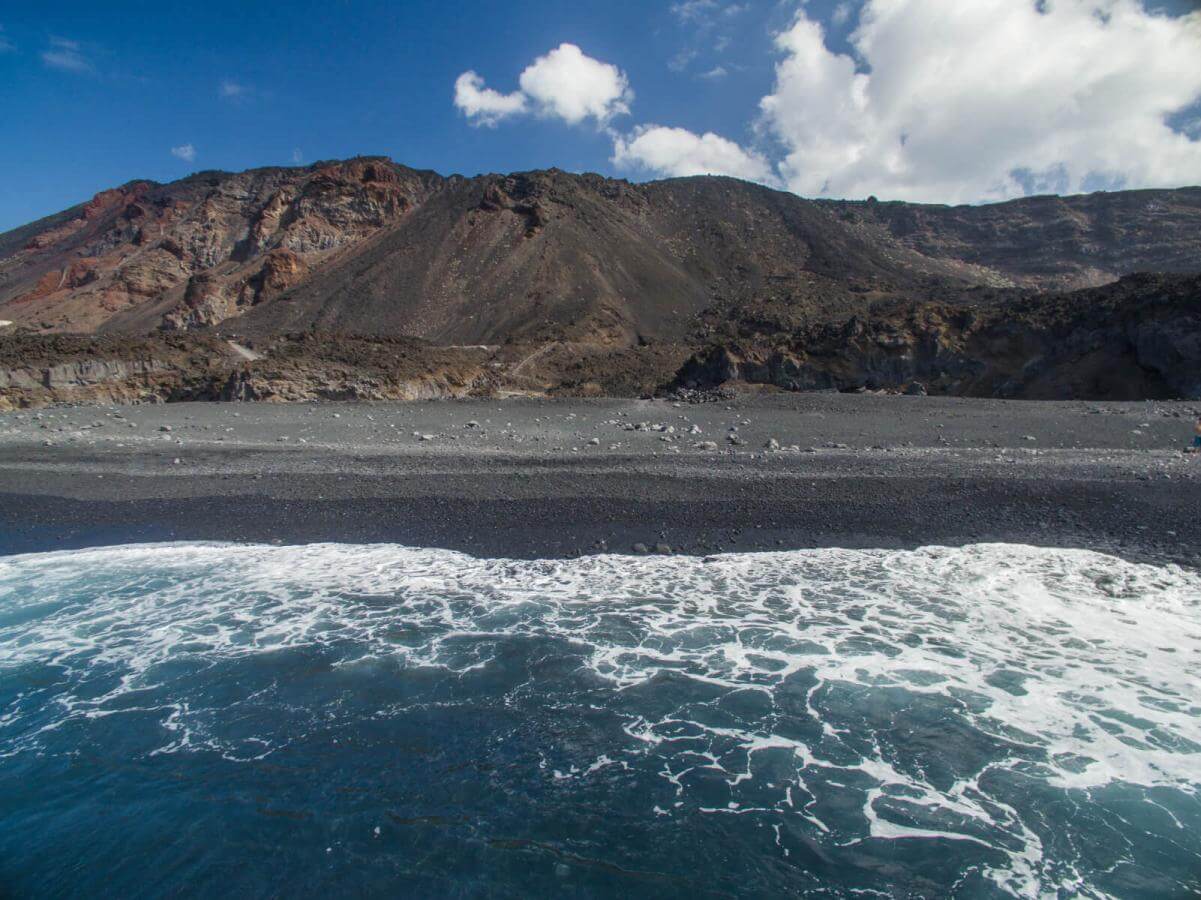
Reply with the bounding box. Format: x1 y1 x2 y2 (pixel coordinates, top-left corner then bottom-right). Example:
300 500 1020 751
2 396 1199 565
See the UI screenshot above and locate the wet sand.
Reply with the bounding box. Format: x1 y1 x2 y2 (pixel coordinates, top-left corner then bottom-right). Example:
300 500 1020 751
1 394 1199 564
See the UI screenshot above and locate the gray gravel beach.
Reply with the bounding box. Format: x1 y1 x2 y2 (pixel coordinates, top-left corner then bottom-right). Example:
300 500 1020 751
1 394 1199 564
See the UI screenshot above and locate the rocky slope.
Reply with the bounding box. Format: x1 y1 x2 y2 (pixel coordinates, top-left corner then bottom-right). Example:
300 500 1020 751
4 161 1200 341
0 332 493 410
2 273 1197 409
822 189 1201 291
674 273 1201 401
0 159 441 335
0 159 1198 405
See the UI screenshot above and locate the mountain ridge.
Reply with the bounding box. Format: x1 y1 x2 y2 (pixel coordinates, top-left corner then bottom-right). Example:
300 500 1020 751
2 158 1199 342
0 158 1198 406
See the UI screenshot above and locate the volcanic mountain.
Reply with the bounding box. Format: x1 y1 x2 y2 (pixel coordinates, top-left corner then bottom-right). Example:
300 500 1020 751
1 157 1199 405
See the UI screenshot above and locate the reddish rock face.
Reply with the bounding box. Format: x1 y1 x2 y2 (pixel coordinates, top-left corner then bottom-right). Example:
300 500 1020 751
0 158 438 333
64 259 101 288
252 250 309 302
12 270 64 305
17 189 138 252
24 232 62 251
83 187 137 221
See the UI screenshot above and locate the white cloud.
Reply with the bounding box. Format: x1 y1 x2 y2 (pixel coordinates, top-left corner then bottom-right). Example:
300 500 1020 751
454 2 1201 202
41 37 88 72
759 0 1201 203
698 65 729 80
454 43 767 185
518 43 632 126
454 71 527 127
452 42 762 184
291 148 304 164
671 0 747 30
454 44 631 128
671 0 720 23
171 144 196 163
0 26 15 54
613 125 776 182
218 79 274 103
668 48 698 72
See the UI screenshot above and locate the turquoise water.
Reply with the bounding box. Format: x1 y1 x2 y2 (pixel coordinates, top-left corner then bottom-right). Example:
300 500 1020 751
1 542 1199 898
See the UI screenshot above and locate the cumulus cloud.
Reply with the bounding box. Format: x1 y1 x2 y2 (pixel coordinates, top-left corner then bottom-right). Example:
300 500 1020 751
457 2 1201 201
453 71 527 126
760 0 1201 203
171 144 196 163
613 125 775 182
518 43 632 125
41 37 89 72
454 43 631 128
454 43 768 184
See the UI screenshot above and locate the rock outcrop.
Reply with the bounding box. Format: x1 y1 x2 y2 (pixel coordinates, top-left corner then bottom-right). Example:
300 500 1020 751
0 332 492 409
0 158 439 334
673 274 1201 400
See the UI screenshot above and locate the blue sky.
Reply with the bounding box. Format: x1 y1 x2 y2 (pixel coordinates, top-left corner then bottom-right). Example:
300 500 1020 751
2 0 1200 231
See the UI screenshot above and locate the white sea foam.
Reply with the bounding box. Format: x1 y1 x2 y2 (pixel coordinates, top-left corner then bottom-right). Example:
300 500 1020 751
1 541 1199 897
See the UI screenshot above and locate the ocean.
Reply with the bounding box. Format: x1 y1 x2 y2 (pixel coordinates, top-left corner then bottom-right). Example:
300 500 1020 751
0 542 1198 898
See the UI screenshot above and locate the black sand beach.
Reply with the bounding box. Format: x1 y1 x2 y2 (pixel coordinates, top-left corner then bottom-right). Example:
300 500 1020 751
1 394 1199 564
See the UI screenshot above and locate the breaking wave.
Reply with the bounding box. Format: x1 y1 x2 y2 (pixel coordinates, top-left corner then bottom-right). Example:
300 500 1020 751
1 542 1198 897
